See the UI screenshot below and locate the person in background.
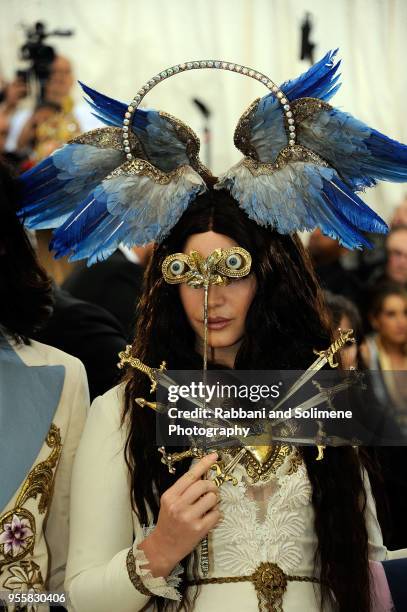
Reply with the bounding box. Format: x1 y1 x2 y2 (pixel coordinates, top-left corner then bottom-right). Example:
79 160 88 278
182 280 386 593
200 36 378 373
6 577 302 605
390 194 407 227
0 160 88 609
361 283 407 552
5 56 100 156
323 291 363 370
307 228 362 305
63 245 152 341
362 283 407 406
0 112 9 154
382 226 407 287
324 290 407 551
34 285 127 401
0 75 28 120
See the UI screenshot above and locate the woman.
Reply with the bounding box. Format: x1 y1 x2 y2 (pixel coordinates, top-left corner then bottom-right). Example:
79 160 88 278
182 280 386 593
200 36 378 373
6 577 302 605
18 51 407 611
324 291 364 370
362 284 407 418
64 189 400 612
0 161 89 610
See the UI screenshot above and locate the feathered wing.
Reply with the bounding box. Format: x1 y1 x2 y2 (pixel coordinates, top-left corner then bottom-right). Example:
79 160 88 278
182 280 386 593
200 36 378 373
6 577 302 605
297 106 407 190
235 49 341 165
18 129 125 228
217 159 386 249
80 82 204 172
219 50 405 247
18 84 208 262
50 160 206 265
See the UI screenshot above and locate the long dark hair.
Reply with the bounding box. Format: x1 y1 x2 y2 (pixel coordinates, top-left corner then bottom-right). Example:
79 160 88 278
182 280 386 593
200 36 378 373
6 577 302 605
123 188 372 611
0 160 53 342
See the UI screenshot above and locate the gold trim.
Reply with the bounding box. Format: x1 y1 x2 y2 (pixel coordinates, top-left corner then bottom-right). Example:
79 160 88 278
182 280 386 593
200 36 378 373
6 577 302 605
15 425 62 513
70 126 144 155
290 97 332 125
159 111 212 179
234 98 261 160
242 144 329 176
106 158 193 185
126 547 153 597
187 561 318 612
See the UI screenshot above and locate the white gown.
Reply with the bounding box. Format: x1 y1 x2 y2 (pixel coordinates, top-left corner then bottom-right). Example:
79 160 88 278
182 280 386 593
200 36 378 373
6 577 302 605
65 384 404 612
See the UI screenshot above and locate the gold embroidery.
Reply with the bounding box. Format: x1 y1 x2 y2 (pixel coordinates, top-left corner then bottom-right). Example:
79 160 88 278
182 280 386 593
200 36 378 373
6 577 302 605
126 548 153 597
106 158 196 185
0 425 62 571
242 144 329 176
286 448 303 475
3 560 44 593
234 98 261 160
290 97 332 124
69 126 143 156
15 425 62 513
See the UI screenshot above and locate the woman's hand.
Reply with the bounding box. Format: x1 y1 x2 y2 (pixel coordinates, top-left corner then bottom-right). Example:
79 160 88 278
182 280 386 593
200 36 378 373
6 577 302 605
138 452 221 577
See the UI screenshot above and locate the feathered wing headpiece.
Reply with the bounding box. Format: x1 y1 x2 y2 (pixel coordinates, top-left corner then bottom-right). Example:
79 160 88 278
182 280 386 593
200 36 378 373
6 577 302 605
18 51 407 263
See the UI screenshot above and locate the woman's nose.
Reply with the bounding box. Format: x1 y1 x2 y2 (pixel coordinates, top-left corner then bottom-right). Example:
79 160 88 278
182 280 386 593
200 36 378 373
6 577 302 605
207 284 227 308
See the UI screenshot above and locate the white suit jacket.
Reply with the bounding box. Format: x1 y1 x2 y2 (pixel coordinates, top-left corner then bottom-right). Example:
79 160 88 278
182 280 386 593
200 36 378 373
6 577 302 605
0 334 88 609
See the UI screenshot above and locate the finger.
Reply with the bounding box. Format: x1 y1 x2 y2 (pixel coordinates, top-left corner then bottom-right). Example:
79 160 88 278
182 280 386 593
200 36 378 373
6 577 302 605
189 491 219 519
171 452 218 496
199 507 223 534
181 478 218 505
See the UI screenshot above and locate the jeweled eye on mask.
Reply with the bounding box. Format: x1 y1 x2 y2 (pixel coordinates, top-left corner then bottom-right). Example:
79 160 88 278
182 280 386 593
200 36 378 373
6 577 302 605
161 247 252 286
216 247 252 278
226 254 241 269
161 253 191 284
169 259 185 276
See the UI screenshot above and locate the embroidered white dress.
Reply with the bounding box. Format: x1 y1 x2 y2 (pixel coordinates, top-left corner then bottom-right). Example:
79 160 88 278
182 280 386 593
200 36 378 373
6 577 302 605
65 384 400 612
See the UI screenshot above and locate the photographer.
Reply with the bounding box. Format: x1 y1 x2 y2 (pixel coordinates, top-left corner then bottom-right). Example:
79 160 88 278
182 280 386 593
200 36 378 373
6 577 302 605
5 23 100 158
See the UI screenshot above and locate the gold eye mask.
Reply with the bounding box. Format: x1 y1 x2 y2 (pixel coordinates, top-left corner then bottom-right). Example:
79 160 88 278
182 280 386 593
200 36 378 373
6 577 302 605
162 247 252 287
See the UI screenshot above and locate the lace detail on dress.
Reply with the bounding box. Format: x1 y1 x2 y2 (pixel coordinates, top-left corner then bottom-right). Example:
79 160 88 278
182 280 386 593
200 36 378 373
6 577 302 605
215 462 312 576
131 525 183 601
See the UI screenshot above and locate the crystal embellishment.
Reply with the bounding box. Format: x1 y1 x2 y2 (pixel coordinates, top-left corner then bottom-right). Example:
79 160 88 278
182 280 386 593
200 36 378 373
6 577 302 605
122 60 296 158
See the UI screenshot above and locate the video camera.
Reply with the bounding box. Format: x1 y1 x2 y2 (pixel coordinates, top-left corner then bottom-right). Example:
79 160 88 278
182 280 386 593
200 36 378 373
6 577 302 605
18 21 74 102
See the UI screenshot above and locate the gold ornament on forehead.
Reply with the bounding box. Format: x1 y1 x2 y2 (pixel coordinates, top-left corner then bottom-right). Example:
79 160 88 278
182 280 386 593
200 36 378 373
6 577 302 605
161 247 252 287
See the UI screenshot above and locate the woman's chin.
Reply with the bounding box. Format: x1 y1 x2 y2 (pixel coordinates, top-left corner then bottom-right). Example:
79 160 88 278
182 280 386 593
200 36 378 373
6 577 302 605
206 330 241 349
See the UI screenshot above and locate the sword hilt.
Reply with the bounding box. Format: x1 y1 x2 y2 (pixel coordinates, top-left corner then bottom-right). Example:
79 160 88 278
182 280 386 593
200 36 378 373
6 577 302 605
313 328 355 368
118 345 166 392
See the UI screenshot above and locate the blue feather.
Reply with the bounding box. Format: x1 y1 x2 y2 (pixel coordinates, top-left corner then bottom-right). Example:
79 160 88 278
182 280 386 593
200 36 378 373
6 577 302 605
80 82 193 170
80 82 150 130
281 49 341 102
18 142 123 229
242 50 342 163
49 164 206 264
216 161 387 250
299 107 407 190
